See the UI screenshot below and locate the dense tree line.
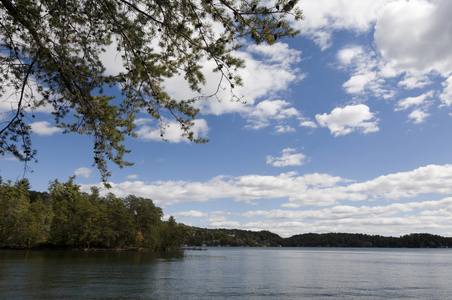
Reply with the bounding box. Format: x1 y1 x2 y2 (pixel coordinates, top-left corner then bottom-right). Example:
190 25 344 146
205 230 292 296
185 229 452 248
0 177 184 250
184 227 285 247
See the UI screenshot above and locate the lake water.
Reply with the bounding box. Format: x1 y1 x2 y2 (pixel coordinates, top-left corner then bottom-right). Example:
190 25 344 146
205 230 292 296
1 247 451 299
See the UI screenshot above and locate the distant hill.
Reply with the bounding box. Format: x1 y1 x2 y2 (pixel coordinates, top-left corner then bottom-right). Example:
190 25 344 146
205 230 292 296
183 226 452 248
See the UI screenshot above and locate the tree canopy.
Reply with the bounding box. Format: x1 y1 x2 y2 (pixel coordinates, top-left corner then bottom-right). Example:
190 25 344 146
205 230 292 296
0 177 185 250
0 0 302 183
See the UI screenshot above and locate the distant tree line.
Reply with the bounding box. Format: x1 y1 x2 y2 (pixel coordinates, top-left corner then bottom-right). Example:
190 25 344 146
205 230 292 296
185 229 452 248
2 177 452 250
0 177 184 250
284 232 452 248
184 227 285 247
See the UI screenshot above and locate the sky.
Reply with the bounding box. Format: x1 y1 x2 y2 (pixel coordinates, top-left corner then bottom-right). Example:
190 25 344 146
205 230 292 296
3 0 452 238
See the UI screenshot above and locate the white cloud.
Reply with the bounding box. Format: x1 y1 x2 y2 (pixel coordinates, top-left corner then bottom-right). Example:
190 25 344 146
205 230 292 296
126 174 139 180
275 125 296 133
99 30 305 131
136 118 209 143
267 148 307 167
172 210 208 218
374 0 452 76
343 72 377 94
30 121 62 136
0 66 54 116
440 75 452 106
98 40 126 76
336 46 396 99
163 42 303 121
285 164 452 208
242 197 452 222
398 74 432 90
299 119 318 129
84 172 345 207
246 42 302 67
315 104 379 136
337 46 364 65
133 118 153 126
209 220 242 228
295 0 391 50
75 167 92 179
395 91 432 123
395 91 434 111
82 164 452 233
326 0 452 123
408 109 430 124
245 100 301 130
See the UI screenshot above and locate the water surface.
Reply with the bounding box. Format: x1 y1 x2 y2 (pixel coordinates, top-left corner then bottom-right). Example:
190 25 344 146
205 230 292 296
1 247 451 299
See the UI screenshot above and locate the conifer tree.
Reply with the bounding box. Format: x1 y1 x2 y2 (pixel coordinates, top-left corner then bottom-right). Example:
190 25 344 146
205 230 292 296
0 0 302 183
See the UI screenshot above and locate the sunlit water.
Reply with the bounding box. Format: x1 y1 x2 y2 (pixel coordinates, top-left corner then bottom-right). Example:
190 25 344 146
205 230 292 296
1 247 451 299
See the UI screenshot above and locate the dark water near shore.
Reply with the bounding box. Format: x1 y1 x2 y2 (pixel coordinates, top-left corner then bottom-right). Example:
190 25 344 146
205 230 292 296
1 247 451 299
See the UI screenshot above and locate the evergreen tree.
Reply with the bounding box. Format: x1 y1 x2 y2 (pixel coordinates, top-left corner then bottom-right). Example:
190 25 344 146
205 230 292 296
0 0 302 183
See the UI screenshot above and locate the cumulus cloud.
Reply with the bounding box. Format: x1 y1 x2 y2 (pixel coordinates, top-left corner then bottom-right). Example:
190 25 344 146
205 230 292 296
266 148 307 167
98 40 126 76
343 72 378 94
84 164 452 210
394 91 433 123
160 42 305 134
408 109 430 124
337 46 364 65
440 75 452 106
136 118 209 143
275 125 296 133
172 210 208 218
245 100 301 130
295 0 391 50
299 119 318 129
285 164 452 207
242 197 452 222
315 104 379 136
84 172 345 207
395 91 434 111
374 0 452 76
75 167 92 179
164 42 303 118
319 0 452 124
336 45 396 99
398 74 432 90
30 121 62 136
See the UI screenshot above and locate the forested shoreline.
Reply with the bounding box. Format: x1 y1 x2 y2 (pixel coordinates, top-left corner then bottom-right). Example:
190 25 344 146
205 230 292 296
184 228 452 248
0 178 184 250
2 178 452 250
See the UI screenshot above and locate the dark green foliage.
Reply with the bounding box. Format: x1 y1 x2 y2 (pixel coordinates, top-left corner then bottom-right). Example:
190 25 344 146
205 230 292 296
285 232 452 248
0 0 302 183
0 178 184 250
184 229 452 248
184 227 285 247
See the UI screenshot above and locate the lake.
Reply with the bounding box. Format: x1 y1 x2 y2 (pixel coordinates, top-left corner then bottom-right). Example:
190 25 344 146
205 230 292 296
1 247 451 299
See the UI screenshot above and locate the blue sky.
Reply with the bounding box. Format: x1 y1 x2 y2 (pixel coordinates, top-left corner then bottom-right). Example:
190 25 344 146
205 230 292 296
3 0 452 237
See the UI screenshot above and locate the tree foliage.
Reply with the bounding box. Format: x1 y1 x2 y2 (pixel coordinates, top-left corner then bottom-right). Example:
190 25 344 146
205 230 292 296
0 177 184 250
184 229 452 248
0 0 302 183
